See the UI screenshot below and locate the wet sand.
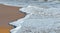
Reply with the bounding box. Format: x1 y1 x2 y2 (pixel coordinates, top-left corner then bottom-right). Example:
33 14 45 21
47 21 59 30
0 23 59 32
0 4 25 33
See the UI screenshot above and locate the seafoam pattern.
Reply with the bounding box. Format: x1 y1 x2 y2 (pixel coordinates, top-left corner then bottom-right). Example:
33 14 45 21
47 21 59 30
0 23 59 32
10 5 60 33
0 0 60 7
0 0 60 33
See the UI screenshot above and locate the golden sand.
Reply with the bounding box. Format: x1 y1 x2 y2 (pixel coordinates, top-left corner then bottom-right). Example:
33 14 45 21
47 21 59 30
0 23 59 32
0 4 25 33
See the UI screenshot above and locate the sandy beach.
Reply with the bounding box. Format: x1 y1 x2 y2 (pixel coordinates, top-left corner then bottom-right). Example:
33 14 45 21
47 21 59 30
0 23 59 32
0 4 25 33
